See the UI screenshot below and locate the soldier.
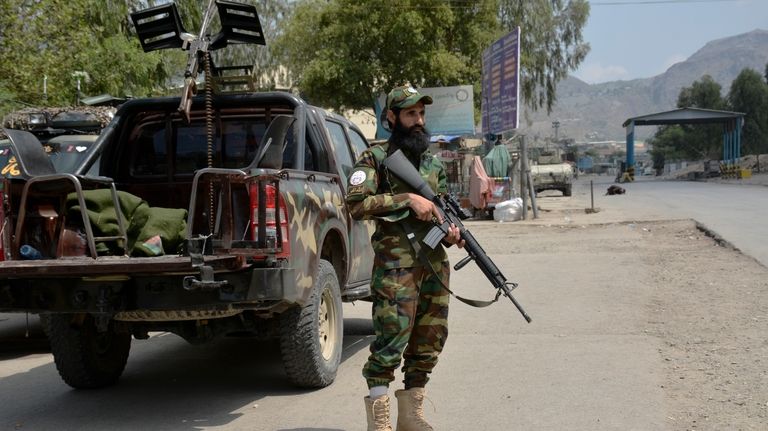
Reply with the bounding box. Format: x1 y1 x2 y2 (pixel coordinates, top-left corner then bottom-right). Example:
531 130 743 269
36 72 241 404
346 85 464 431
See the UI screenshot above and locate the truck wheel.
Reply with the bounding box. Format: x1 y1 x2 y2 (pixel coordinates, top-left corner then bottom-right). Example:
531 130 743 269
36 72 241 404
563 185 572 197
278 259 343 388
41 313 131 389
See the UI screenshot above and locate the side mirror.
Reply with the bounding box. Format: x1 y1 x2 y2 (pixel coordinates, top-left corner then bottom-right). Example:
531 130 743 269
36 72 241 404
249 115 295 170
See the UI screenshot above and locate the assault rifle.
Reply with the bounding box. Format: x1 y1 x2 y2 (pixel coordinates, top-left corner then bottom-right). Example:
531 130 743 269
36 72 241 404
382 149 532 323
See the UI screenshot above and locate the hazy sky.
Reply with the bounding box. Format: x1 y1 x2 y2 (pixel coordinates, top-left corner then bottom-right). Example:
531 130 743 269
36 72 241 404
572 0 768 84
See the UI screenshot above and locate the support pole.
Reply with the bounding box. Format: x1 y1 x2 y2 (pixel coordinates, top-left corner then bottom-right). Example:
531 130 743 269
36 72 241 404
625 121 635 182
527 170 539 219
722 126 727 177
520 136 528 220
736 118 742 170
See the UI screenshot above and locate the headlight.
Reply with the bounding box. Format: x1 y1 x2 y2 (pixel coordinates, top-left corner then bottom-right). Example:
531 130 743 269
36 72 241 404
28 113 47 126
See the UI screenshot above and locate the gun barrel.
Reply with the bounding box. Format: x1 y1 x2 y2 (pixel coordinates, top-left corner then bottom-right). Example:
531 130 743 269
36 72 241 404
500 283 533 323
459 228 531 323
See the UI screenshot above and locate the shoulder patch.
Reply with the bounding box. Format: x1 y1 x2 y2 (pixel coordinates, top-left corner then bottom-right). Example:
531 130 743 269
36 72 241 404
349 170 367 185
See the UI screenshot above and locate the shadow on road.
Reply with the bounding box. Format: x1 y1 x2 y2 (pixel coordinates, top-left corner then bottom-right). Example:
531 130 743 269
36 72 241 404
0 316 373 430
0 314 50 360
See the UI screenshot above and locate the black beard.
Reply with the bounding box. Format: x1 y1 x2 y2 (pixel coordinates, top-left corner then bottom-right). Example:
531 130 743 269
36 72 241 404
390 119 430 161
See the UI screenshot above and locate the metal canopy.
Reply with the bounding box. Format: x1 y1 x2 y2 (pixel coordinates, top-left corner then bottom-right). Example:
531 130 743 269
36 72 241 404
622 107 745 127
620 107 746 182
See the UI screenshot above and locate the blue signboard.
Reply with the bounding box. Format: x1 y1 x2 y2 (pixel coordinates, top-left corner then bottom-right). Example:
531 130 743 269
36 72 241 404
374 85 475 140
482 27 520 135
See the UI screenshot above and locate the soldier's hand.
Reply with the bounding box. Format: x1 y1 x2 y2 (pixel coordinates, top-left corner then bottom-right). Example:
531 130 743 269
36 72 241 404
445 224 465 248
408 194 442 222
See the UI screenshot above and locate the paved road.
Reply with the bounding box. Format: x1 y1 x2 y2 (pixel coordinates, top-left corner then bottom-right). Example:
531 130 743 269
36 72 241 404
572 174 768 267
1 175 766 430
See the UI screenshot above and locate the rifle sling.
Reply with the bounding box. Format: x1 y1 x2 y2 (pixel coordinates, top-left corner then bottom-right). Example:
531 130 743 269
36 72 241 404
402 224 501 308
375 150 499 307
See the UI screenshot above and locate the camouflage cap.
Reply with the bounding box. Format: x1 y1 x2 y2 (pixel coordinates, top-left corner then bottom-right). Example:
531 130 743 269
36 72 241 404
386 85 433 111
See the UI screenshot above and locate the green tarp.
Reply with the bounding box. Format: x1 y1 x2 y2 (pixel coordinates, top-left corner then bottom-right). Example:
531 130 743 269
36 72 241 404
66 189 187 256
483 144 511 177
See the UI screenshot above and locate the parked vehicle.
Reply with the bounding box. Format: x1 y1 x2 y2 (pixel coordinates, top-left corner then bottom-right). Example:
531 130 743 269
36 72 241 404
0 134 99 178
2 106 114 145
0 90 375 389
530 151 573 197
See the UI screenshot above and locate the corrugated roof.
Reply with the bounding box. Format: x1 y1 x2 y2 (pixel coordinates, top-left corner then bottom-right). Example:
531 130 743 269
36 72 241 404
622 107 744 127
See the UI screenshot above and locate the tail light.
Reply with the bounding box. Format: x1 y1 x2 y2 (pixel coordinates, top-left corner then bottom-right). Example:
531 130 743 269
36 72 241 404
248 181 290 258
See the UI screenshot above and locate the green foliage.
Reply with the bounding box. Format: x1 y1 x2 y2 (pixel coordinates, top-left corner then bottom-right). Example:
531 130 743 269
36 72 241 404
648 125 701 162
651 149 665 172
275 0 589 113
0 0 176 108
499 0 590 113
211 0 290 89
728 68 768 155
275 0 500 111
651 68 768 163
764 62 768 84
676 75 726 159
676 75 727 111
650 75 727 162
0 0 286 114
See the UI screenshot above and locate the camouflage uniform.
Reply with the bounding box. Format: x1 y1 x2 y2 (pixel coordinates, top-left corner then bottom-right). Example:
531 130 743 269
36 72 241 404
346 140 451 389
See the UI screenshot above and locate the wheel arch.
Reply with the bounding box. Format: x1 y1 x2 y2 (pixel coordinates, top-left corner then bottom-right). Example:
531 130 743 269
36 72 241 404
319 225 347 288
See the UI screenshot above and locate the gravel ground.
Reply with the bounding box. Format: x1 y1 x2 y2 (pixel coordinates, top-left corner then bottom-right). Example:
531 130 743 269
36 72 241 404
511 179 768 430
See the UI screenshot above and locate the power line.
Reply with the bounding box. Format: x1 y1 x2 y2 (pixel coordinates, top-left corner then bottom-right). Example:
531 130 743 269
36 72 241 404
591 0 747 5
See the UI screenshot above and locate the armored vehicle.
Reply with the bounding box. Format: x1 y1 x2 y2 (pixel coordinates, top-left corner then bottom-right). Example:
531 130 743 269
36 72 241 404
530 151 574 197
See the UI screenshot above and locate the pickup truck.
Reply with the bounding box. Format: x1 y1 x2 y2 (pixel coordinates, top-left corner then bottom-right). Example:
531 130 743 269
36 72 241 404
0 91 375 389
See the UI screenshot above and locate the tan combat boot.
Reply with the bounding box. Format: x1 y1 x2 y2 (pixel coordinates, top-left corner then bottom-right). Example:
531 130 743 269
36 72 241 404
394 388 434 431
364 395 393 431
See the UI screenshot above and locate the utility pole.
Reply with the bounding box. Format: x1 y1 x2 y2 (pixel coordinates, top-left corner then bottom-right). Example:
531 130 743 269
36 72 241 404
552 119 560 143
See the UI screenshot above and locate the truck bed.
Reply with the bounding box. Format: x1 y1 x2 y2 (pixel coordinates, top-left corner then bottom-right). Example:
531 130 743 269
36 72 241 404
0 255 241 278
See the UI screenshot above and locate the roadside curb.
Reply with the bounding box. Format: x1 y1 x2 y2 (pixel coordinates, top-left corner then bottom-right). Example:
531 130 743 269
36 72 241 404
694 221 739 251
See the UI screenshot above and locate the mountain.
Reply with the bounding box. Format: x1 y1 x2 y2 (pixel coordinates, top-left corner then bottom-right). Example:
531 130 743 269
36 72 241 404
520 29 768 142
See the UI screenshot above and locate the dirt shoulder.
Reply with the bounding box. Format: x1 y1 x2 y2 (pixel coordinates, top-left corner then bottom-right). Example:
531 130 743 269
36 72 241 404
499 191 768 430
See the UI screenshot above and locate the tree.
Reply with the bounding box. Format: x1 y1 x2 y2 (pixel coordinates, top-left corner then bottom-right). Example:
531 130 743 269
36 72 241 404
274 0 500 111
0 0 286 116
674 75 727 159
275 0 589 113
676 75 726 111
0 0 176 111
728 68 768 155
498 0 590 113
649 75 727 162
648 125 700 162
764 61 768 84
210 0 291 89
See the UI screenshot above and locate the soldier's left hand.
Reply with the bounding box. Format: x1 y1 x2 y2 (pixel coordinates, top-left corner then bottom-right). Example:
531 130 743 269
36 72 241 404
445 224 465 248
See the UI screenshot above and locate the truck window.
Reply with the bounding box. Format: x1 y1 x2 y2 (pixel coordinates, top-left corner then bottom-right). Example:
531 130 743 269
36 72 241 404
325 120 353 178
347 129 369 160
133 124 168 177
131 117 270 178
281 125 316 171
220 120 264 168
175 123 210 174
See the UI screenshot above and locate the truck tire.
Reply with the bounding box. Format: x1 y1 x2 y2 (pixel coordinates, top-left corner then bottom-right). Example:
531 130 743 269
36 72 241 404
41 313 131 389
278 259 343 388
563 184 572 197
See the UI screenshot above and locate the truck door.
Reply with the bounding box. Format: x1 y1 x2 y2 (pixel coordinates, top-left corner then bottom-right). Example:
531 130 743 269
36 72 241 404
324 121 375 285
